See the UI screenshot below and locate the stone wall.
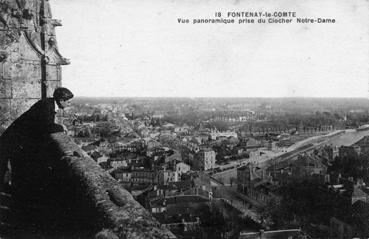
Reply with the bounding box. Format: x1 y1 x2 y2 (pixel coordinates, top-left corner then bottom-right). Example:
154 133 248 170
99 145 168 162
6 132 176 239
0 0 69 131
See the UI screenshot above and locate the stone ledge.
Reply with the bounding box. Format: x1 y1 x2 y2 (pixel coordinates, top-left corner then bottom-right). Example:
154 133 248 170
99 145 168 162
35 133 176 239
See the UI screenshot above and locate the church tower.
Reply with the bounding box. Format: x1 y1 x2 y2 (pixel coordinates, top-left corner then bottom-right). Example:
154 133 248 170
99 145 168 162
0 0 69 132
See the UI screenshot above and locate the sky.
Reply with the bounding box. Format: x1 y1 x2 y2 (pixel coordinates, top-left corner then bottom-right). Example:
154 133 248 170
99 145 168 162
50 0 369 98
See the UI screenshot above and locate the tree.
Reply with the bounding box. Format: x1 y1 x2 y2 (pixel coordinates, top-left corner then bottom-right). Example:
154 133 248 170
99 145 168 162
259 180 350 230
198 203 227 239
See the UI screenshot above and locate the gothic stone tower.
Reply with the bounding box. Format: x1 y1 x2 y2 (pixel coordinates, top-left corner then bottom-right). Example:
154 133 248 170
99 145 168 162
0 0 69 132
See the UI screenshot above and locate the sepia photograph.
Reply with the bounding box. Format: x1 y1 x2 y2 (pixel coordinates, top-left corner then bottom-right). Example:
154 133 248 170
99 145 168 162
0 0 369 238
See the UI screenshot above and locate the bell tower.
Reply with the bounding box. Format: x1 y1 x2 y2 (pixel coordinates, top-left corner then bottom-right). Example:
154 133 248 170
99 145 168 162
0 0 69 132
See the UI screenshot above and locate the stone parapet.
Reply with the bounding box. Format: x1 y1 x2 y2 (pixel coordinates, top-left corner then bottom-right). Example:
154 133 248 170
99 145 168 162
1 132 175 239
48 133 176 239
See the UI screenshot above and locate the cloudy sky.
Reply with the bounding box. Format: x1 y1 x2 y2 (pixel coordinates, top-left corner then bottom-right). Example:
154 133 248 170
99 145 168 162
50 0 369 98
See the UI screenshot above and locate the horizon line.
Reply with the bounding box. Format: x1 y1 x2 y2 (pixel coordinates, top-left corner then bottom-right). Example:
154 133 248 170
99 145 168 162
73 96 369 99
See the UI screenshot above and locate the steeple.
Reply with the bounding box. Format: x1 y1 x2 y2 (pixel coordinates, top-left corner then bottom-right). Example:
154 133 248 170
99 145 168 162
0 0 69 131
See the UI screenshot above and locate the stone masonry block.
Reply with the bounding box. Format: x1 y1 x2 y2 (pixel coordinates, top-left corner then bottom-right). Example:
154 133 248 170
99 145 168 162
3 62 41 79
46 65 60 81
0 79 12 98
0 99 11 128
10 98 38 120
45 80 61 98
3 62 22 78
12 77 41 99
0 99 10 112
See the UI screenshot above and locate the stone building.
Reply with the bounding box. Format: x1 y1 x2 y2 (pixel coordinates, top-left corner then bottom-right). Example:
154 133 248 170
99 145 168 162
0 0 69 131
189 148 216 171
338 145 361 158
237 163 277 204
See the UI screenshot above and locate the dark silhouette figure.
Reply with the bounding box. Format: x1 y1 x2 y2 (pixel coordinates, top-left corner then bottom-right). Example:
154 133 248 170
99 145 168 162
0 87 74 194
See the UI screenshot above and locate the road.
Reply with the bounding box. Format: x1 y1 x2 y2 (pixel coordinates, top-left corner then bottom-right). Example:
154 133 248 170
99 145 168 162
286 130 345 151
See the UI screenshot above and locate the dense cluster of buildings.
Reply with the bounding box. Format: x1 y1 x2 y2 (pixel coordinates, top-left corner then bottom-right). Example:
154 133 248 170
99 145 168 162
65 103 241 237
64 101 369 238
237 137 369 238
